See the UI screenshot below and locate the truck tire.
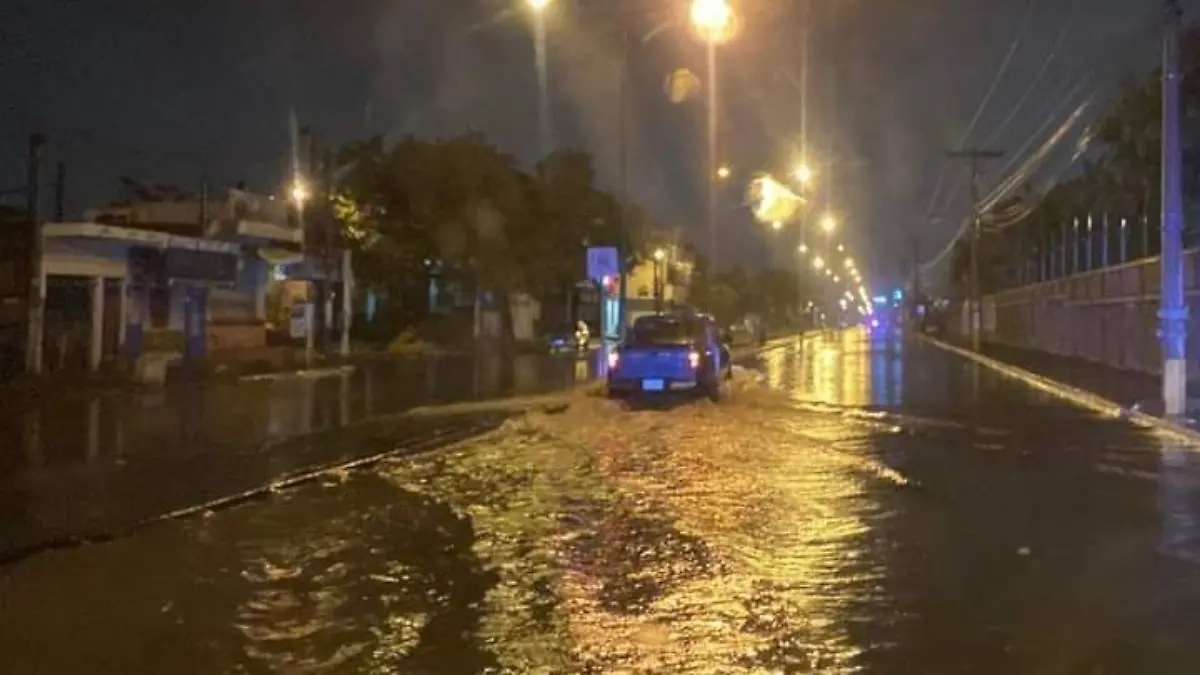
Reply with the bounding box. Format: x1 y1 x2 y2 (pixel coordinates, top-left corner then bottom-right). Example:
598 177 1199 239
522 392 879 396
704 372 722 402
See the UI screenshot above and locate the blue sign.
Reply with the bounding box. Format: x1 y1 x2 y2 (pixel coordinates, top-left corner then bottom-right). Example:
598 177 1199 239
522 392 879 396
586 246 620 282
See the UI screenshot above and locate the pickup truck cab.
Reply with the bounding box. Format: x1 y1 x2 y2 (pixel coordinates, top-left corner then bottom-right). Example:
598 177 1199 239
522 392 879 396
606 313 729 401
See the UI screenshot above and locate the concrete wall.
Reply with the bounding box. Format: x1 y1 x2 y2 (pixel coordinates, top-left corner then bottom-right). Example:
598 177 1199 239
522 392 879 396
977 247 1200 376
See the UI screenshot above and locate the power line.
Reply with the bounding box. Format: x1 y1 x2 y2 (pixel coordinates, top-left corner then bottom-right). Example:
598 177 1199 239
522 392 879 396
920 76 1094 275
921 0 1041 227
983 0 1080 147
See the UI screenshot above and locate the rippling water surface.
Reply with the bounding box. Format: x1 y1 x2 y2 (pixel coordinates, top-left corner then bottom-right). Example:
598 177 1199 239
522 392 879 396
2 331 1200 673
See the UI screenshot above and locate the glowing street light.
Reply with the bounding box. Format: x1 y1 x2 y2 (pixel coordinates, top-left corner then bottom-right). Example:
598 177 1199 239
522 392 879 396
771 220 783 231
290 179 310 206
844 258 855 269
798 243 808 254
716 165 731 179
813 256 825 270
820 213 836 234
793 163 813 184
836 244 845 253
526 0 550 9
653 247 666 261
833 275 841 283
690 0 735 43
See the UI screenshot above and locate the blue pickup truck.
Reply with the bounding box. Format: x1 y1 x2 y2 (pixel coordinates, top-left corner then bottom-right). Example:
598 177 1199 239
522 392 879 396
606 313 730 401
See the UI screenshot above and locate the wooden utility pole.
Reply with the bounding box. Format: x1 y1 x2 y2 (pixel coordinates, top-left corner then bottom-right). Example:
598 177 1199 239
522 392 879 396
946 148 1003 351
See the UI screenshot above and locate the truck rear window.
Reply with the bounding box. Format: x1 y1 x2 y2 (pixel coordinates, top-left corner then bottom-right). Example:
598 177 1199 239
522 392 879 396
628 320 695 346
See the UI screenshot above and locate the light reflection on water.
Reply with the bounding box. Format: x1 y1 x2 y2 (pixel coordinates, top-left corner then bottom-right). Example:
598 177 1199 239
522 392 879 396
1158 440 1200 563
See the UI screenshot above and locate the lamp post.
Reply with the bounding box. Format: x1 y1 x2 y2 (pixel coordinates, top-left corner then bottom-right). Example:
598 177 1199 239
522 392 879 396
527 0 553 156
653 248 666 313
691 0 735 268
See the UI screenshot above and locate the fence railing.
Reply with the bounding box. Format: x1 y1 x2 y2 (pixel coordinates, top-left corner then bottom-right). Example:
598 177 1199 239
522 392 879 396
999 213 1162 290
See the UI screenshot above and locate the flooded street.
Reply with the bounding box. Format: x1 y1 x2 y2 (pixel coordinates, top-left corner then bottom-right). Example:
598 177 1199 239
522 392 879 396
0 351 599 559
3 330 1200 672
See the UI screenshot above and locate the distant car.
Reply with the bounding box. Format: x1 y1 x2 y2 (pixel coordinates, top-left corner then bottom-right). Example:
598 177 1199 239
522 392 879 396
546 322 589 353
606 313 729 401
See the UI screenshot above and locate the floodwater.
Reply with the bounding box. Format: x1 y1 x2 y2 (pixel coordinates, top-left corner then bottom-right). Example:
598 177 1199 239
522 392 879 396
3 330 1200 673
0 351 601 559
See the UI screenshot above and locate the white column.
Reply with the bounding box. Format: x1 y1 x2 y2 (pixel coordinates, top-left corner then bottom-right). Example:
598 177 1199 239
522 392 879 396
89 276 105 372
117 278 128 350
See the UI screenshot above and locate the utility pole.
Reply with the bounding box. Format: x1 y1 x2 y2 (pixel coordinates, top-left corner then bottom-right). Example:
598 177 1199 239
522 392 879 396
1160 0 1188 415
616 28 632 341
53 162 65 222
946 148 1003 351
706 38 719 270
910 236 921 324
25 133 47 375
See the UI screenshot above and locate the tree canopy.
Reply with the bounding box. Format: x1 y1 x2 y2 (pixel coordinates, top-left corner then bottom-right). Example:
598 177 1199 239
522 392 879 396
333 133 644 338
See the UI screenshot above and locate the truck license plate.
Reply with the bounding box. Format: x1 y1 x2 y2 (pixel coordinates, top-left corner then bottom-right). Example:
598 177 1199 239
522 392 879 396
641 378 665 392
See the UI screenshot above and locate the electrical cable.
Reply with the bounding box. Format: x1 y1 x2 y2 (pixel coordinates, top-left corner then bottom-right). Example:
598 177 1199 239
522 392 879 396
920 0 1042 228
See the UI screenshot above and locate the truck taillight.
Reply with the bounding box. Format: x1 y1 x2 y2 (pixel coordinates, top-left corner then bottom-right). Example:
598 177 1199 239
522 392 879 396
688 350 701 370
606 350 620 369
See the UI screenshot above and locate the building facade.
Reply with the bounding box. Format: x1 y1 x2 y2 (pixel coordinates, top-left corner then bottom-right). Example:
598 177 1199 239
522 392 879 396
8 185 346 377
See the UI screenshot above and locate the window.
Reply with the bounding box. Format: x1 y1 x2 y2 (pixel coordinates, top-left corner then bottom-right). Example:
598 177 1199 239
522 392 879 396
627 318 697 347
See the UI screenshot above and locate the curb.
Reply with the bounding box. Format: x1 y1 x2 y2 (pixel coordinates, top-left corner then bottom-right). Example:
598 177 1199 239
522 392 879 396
238 364 356 383
917 333 1200 446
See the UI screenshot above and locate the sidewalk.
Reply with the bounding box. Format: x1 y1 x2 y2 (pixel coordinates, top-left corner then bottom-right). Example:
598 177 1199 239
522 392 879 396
927 334 1200 443
973 342 1160 409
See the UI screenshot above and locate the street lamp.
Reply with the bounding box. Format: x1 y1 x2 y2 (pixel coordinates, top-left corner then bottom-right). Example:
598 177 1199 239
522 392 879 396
691 0 735 268
652 247 666 312
290 179 310 206
820 213 836 234
717 165 731 179
844 258 854 268
691 0 735 43
813 256 825 270
798 243 808 254
527 0 552 156
793 164 813 184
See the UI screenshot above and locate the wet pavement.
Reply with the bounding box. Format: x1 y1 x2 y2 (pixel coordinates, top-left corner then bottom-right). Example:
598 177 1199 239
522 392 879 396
0 351 601 560
3 328 1200 673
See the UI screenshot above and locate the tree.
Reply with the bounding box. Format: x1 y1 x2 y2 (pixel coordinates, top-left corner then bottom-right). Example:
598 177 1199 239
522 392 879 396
334 134 641 344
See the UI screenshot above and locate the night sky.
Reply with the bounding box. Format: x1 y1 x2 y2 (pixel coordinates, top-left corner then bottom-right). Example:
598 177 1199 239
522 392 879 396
1 0 1191 288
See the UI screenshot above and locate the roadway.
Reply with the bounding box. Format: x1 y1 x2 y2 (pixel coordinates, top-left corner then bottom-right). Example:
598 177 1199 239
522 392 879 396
2 328 1198 673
